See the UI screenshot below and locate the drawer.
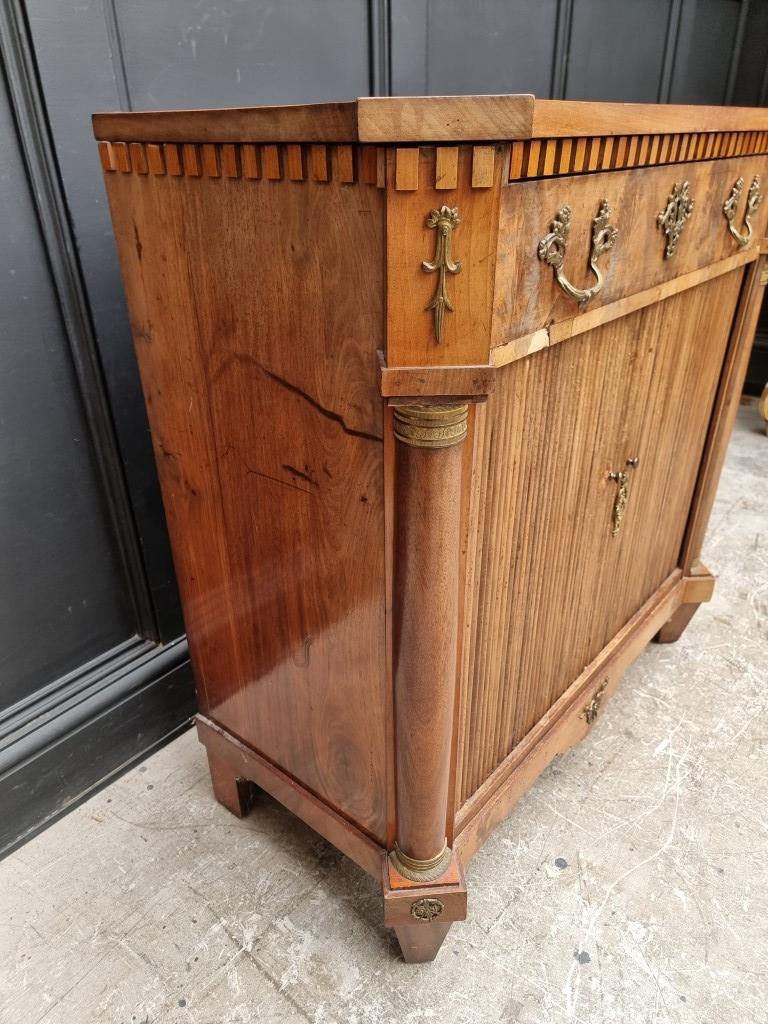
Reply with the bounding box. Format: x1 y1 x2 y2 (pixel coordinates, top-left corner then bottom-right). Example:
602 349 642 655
492 152 768 349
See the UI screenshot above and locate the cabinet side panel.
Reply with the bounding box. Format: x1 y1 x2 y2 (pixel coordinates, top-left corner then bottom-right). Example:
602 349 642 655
458 270 744 806
102 148 387 841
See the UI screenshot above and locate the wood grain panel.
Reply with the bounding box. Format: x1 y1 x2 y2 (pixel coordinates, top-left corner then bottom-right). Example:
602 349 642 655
197 716 383 878
357 95 534 143
492 249 757 369
532 101 768 140
457 269 744 806
494 155 768 347
436 147 458 190
102 165 389 842
93 101 360 143
93 98 768 146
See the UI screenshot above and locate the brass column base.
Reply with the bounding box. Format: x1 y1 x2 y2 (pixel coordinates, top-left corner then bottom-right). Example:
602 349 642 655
389 841 452 883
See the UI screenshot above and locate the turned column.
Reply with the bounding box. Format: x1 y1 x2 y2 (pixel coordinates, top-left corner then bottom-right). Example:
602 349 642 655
390 402 467 878
385 403 469 961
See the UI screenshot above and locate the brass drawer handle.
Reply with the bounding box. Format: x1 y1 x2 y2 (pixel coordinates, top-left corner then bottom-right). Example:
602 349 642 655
723 176 762 248
537 199 618 306
608 457 639 536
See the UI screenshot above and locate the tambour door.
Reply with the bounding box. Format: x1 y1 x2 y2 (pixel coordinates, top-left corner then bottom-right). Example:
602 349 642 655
456 267 745 808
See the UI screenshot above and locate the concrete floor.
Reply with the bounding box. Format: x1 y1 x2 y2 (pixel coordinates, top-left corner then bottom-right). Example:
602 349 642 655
1 402 766 1024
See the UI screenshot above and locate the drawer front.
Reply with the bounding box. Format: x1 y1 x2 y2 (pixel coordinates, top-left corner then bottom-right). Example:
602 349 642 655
457 268 744 807
492 153 768 347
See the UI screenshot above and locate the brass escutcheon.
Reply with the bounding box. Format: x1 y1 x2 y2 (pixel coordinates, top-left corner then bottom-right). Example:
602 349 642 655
723 175 762 248
583 682 607 725
537 199 618 305
608 457 639 536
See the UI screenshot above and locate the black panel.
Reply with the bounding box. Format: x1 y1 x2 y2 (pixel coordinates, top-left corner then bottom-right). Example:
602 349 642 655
744 333 768 397
25 0 184 641
113 0 372 108
669 0 742 103
0 66 133 711
566 0 675 101
391 0 559 97
730 1 768 106
390 0 429 95
0 0 195 853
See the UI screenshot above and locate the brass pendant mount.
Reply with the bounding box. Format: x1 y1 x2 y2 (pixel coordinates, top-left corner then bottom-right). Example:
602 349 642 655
422 205 462 343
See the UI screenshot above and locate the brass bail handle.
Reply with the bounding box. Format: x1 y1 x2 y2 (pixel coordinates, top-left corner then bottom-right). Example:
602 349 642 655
723 176 762 248
608 457 639 537
537 198 619 306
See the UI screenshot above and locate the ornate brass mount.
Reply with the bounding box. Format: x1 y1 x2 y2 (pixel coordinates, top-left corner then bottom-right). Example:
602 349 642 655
723 176 762 248
422 205 462 343
608 457 639 537
583 681 607 725
537 199 618 306
657 181 695 258
410 897 445 922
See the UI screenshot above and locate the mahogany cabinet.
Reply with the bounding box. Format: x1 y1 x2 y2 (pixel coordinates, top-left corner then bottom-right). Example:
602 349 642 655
94 96 768 962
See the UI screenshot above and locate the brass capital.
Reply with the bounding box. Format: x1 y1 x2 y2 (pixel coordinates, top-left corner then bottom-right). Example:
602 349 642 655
393 403 468 449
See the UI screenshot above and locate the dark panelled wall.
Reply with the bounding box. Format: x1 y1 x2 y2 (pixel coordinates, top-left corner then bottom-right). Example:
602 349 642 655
1 0 766 857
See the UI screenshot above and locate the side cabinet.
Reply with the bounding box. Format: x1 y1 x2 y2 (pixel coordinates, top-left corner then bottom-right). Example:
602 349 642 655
94 96 768 963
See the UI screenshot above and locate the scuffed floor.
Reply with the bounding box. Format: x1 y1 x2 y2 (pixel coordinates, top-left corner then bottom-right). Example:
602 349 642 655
1 402 766 1024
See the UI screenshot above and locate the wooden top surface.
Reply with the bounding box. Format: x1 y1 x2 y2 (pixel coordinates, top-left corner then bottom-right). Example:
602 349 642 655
93 95 768 144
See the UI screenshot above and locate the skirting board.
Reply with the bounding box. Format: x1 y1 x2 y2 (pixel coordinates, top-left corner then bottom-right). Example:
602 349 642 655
0 638 194 858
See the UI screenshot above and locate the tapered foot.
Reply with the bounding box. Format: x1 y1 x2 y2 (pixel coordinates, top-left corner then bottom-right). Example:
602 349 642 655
383 851 466 963
655 601 700 643
206 751 256 817
393 922 452 963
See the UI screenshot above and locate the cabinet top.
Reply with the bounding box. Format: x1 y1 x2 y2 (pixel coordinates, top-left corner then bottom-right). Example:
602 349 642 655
92 95 768 145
